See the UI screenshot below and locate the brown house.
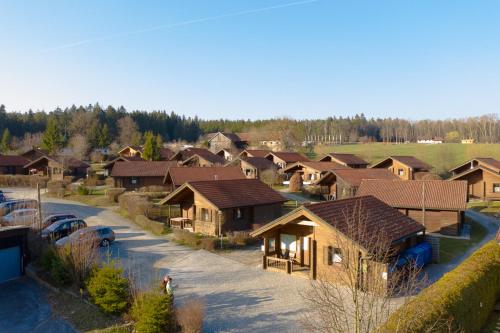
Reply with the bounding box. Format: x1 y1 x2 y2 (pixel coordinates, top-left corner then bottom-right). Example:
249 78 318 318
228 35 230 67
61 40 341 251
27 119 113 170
250 196 425 286
370 156 433 180
118 146 143 158
159 179 287 235
170 148 214 161
448 158 500 201
228 157 276 179
102 155 145 176
265 152 310 171
208 132 248 153
20 148 49 161
24 156 89 180
237 149 271 159
163 166 246 192
111 161 177 190
283 161 348 184
0 155 30 175
215 148 242 162
315 168 398 200
357 179 468 235
181 151 225 167
318 153 369 168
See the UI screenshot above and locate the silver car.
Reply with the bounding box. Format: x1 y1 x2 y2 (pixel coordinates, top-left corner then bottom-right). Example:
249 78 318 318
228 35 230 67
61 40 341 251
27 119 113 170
55 226 116 248
1 209 39 226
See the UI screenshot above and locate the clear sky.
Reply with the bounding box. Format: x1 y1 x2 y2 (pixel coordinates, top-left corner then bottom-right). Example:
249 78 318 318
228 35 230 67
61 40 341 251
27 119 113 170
1 0 499 120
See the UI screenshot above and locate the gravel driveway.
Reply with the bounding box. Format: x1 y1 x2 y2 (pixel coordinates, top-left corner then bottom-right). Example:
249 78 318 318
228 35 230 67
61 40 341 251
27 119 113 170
4 188 311 332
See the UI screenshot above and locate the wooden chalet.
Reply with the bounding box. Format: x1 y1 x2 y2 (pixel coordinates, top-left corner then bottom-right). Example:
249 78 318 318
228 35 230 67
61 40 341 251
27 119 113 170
316 168 398 200
118 145 143 158
20 147 49 161
250 196 425 286
370 156 433 180
237 149 271 159
357 179 468 235
265 152 310 171
318 153 369 168
0 155 30 175
227 157 276 179
170 148 214 162
448 157 500 201
163 166 246 192
110 161 177 190
159 179 286 235
215 148 241 162
181 151 225 167
208 132 249 153
102 155 144 176
24 156 89 180
283 161 348 184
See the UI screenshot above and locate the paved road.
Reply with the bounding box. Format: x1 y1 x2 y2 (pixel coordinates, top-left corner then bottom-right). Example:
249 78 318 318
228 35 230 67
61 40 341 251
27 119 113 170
424 209 499 283
0 278 75 333
5 188 311 333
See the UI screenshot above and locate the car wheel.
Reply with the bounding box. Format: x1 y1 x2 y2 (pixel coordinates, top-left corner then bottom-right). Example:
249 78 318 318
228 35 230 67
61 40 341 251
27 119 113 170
101 239 110 247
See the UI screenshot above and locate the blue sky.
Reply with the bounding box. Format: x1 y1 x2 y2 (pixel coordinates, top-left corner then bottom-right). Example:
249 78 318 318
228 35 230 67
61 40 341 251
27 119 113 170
1 0 499 120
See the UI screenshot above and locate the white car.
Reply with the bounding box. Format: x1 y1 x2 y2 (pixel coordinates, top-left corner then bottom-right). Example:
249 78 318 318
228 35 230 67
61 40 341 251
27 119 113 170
1 208 39 226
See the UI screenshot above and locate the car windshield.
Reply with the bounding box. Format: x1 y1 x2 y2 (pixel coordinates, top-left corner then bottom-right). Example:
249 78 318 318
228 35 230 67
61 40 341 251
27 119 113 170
46 221 66 231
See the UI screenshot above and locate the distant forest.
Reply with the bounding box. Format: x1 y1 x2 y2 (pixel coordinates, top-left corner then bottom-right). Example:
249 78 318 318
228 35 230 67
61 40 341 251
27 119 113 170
0 104 498 152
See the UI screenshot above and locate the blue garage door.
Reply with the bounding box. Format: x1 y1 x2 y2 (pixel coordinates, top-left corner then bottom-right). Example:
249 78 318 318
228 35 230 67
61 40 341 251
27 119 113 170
0 246 21 283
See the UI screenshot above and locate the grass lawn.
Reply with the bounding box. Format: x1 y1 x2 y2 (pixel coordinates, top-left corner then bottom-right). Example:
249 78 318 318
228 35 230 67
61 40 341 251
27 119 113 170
439 218 489 263
313 143 500 176
45 289 125 332
468 200 500 218
64 194 116 207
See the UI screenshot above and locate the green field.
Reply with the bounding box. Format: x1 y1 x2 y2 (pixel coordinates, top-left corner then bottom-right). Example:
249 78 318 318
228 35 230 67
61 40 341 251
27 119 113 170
313 143 500 177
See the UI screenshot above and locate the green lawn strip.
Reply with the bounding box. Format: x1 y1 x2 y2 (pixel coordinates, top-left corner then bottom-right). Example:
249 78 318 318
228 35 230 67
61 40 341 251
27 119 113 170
439 218 488 263
45 288 124 332
64 194 116 207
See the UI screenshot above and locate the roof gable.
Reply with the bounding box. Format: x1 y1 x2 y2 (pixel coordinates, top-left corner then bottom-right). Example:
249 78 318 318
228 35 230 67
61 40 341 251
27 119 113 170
319 153 368 166
266 151 310 163
111 161 176 177
317 168 398 186
371 156 431 170
450 157 500 173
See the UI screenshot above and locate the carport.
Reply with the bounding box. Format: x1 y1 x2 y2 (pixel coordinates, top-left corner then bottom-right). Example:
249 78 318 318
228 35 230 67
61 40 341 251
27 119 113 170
0 226 29 283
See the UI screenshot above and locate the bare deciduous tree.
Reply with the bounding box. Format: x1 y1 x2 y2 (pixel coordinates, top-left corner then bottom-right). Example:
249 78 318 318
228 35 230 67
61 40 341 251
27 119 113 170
117 116 141 146
69 134 89 160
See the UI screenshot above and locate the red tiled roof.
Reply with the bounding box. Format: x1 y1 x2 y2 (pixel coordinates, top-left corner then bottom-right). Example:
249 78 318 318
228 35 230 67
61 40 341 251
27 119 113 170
111 161 177 177
235 132 251 142
304 196 425 247
164 166 246 187
0 155 30 167
356 179 468 211
388 156 432 170
20 148 49 160
473 158 500 172
171 147 215 161
24 155 89 169
162 179 286 209
159 148 175 160
239 149 271 158
267 151 310 163
318 168 398 187
242 157 275 170
294 161 348 172
449 165 500 180
319 153 368 166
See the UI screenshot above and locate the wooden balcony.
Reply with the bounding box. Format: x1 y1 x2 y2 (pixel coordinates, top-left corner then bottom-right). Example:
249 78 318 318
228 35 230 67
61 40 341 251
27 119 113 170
169 217 194 232
263 254 310 277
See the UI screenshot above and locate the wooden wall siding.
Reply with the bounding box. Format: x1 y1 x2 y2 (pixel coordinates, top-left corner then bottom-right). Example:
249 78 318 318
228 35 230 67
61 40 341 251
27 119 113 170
0 166 26 175
401 209 461 235
252 203 284 229
387 160 412 180
116 176 164 190
240 160 258 179
459 169 500 200
209 134 234 152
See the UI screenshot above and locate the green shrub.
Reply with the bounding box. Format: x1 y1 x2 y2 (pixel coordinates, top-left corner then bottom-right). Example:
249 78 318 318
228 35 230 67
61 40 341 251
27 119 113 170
381 240 500 333
40 247 57 271
130 291 175 333
86 263 130 314
77 185 90 195
50 255 72 286
106 188 126 203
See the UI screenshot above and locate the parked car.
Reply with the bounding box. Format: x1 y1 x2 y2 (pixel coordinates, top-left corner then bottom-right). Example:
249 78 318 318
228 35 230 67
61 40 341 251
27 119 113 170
1 209 39 226
55 226 115 248
42 213 77 229
0 191 5 203
41 218 87 242
0 199 38 216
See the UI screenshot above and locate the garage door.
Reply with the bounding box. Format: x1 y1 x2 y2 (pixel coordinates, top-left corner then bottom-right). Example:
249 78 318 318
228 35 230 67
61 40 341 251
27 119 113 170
0 246 21 283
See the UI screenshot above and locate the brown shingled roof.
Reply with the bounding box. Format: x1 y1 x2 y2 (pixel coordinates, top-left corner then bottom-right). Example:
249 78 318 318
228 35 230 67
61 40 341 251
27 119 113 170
0 155 30 167
319 153 368 166
283 161 347 174
356 179 468 211
266 151 310 163
164 166 246 187
111 161 177 177
450 157 500 173
304 196 425 247
161 179 287 208
160 148 175 160
171 147 217 161
242 157 276 171
238 149 271 158
372 156 432 170
317 168 398 187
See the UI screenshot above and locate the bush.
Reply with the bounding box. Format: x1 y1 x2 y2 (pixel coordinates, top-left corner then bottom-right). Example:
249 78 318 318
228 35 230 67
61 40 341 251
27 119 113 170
134 215 167 235
0 175 49 187
40 247 58 271
176 299 205 333
119 194 153 220
227 231 256 247
106 188 126 203
199 238 217 251
86 263 130 314
50 255 72 286
289 172 302 192
77 185 90 195
47 180 65 196
381 240 500 333
130 291 175 333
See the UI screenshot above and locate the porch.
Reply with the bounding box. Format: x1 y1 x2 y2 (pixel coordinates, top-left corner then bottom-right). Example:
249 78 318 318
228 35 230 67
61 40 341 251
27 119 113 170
169 217 194 232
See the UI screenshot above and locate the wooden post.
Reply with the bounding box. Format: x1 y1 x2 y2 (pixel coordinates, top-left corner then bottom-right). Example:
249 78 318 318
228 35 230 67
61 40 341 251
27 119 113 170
300 237 304 267
37 183 43 232
286 260 292 274
264 237 269 255
310 240 317 280
262 255 267 269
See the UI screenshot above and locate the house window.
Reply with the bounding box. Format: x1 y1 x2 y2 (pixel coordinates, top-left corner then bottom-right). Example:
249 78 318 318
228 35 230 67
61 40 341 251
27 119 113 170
326 246 342 265
234 208 243 220
398 169 404 176
493 183 500 193
200 208 210 222
130 177 137 184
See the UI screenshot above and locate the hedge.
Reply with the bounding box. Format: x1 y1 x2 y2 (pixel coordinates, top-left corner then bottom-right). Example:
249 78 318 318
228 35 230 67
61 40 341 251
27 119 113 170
380 240 500 333
134 215 167 235
0 175 49 188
